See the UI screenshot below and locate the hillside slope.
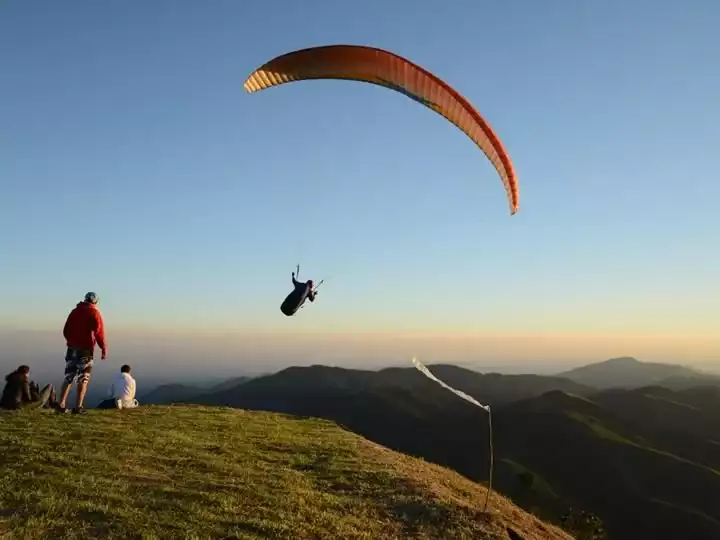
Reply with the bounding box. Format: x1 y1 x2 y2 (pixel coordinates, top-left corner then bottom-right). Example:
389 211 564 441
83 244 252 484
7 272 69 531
0 406 570 540
188 367 720 539
496 391 720 540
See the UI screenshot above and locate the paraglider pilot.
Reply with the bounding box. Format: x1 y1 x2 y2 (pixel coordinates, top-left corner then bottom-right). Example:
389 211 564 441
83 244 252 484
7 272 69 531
280 267 318 316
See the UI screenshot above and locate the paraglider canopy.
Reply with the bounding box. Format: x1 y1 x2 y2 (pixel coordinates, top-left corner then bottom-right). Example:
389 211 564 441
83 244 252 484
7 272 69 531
243 44 519 215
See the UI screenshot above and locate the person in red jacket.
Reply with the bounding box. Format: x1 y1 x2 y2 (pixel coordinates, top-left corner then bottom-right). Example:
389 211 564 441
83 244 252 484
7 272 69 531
57 292 108 414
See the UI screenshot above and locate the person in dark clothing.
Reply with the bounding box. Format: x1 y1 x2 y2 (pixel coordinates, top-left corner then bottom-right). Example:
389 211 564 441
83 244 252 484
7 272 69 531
280 270 318 316
1 365 53 410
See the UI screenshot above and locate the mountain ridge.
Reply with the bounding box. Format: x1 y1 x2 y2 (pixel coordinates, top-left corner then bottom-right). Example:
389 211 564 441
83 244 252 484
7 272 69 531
557 356 719 389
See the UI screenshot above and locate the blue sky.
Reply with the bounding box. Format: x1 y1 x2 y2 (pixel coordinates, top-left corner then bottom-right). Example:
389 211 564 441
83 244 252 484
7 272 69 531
2 0 719 369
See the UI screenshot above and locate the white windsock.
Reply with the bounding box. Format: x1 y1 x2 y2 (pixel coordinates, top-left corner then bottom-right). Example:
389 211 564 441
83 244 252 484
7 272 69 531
412 357 490 412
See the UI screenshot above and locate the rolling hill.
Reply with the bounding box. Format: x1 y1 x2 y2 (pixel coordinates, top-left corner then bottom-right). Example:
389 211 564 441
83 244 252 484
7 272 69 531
186 363 596 408
495 390 720 540
139 375 252 404
0 406 571 540
557 357 719 389
589 386 720 470
179 364 720 540
138 383 208 404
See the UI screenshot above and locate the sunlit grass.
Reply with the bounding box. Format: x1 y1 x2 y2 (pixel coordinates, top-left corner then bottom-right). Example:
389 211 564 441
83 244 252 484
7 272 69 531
0 405 570 540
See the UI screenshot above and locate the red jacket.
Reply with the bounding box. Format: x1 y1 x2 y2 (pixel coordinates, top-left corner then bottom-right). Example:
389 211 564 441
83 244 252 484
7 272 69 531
63 302 107 353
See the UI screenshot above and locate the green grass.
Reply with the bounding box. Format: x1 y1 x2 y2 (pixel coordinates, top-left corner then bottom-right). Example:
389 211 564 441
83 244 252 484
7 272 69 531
499 459 559 500
0 405 570 540
564 411 637 445
564 410 720 475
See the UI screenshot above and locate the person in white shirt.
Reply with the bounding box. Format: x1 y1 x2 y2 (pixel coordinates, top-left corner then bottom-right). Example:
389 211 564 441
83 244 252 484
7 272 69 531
109 364 138 409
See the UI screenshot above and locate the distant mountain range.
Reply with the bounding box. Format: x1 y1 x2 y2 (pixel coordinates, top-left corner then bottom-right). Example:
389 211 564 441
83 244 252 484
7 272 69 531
140 356 720 407
140 357 720 540
140 376 252 404
557 356 720 389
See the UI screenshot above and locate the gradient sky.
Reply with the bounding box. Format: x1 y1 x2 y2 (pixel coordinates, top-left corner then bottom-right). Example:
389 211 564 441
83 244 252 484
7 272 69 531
2 0 719 372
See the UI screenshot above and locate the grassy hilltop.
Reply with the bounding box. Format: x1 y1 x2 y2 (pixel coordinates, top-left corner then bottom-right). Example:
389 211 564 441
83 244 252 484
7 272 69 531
0 406 570 540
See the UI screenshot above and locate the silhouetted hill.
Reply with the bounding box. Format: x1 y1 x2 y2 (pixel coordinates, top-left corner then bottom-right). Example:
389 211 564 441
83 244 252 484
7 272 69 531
671 385 720 411
140 383 205 404
590 386 720 470
206 375 252 393
0 406 572 540
139 376 251 404
651 375 720 391
381 364 597 404
190 363 595 409
186 364 720 539
495 391 720 540
557 357 713 389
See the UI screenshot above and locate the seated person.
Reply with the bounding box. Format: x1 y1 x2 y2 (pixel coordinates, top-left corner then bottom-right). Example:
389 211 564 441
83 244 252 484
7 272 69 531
98 365 138 409
1 365 53 410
